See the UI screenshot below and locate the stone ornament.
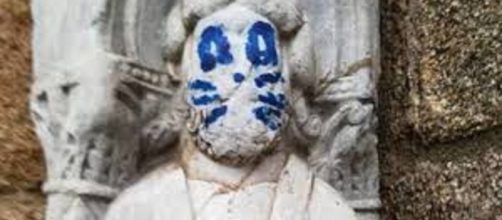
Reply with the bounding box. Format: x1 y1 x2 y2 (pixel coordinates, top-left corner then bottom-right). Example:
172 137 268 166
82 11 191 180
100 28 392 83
30 0 379 219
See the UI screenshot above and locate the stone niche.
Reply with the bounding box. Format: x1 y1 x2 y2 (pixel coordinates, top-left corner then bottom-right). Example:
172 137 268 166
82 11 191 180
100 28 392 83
30 0 380 219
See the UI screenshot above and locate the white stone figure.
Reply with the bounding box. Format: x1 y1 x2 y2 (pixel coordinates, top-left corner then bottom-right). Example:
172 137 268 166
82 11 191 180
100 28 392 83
31 0 380 219
105 3 356 220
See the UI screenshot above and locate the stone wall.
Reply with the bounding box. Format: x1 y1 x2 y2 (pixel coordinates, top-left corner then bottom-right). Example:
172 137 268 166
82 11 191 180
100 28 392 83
0 0 44 219
380 0 502 219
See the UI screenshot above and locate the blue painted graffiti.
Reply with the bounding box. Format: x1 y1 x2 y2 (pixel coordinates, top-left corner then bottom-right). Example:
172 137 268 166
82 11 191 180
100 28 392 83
254 72 283 88
190 21 287 131
253 106 282 131
253 92 287 131
233 72 245 83
246 21 278 67
258 92 286 110
192 94 221 106
189 79 217 92
198 26 234 72
204 105 228 127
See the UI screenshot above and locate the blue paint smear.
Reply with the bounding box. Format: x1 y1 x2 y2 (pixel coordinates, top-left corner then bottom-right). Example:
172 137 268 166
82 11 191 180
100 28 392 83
189 79 217 92
192 94 221 106
198 26 234 72
233 72 245 83
254 72 282 88
204 105 228 127
246 21 278 67
253 106 282 131
258 92 287 110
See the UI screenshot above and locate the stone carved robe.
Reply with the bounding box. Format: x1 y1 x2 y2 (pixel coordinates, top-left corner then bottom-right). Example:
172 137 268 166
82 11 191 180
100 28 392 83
105 141 355 220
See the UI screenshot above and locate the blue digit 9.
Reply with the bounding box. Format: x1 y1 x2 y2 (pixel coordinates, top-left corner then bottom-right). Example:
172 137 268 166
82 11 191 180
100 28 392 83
246 21 278 67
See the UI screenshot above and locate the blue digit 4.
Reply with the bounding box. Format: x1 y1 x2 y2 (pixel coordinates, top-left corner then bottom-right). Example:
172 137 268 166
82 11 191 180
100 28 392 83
198 26 234 72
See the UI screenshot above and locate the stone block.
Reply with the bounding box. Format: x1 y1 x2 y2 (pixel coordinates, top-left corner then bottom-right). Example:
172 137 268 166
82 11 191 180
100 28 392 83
406 0 502 142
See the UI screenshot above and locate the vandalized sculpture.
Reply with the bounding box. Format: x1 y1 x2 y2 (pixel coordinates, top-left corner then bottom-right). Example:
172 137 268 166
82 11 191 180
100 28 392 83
30 0 379 219
105 4 356 219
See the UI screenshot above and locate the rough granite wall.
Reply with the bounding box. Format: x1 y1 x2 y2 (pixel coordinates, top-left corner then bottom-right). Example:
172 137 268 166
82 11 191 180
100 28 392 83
0 0 44 219
408 0 502 143
380 0 502 219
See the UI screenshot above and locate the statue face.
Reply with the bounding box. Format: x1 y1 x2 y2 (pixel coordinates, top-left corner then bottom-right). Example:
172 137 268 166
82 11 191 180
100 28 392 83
187 6 288 164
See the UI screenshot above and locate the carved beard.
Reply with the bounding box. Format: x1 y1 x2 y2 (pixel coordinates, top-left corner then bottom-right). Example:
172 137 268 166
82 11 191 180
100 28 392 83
185 6 288 165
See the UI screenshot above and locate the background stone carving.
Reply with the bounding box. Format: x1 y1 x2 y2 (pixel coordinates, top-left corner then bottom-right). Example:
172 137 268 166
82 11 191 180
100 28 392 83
29 0 182 219
300 1 380 219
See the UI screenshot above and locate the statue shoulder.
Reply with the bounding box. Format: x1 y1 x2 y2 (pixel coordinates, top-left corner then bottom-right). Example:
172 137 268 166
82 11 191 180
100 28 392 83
308 177 357 220
105 165 193 220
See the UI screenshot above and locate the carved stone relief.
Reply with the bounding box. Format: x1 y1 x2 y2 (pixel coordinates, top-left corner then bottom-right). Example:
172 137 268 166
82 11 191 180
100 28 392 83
301 1 381 219
30 0 380 219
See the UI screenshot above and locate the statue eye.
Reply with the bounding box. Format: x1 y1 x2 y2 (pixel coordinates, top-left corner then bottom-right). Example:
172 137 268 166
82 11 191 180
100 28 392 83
246 21 278 67
198 26 234 72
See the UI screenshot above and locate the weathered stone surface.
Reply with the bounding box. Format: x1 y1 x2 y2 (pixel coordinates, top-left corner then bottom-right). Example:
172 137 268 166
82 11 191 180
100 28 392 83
0 0 42 194
30 0 184 219
105 166 193 220
106 149 357 220
301 2 381 218
30 0 378 219
407 0 502 143
380 128 502 219
380 0 502 219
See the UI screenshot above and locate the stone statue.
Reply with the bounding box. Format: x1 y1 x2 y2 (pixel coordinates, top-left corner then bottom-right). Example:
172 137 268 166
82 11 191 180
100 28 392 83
105 3 355 219
30 0 379 219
